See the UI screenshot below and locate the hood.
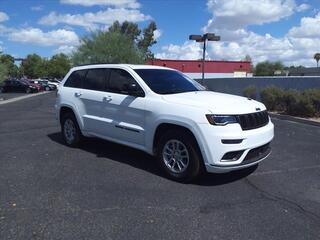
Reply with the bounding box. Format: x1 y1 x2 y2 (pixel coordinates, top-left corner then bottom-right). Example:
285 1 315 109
162 91 266 114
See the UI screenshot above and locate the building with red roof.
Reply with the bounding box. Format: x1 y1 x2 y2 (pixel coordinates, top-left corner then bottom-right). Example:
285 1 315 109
147 59 253 79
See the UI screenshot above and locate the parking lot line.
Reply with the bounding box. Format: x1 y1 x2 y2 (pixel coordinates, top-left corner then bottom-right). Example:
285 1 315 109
0 91 51 105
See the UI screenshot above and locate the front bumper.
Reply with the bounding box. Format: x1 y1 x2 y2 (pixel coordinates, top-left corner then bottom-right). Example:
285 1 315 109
196 120 274 173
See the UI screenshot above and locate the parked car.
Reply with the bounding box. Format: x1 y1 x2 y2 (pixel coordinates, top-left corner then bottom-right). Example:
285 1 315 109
30 80 57 91
55 64 274 182
0 79 39 93
40 78 60 87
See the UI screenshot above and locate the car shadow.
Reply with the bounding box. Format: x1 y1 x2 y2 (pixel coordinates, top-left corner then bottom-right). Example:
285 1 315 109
47 132 257 186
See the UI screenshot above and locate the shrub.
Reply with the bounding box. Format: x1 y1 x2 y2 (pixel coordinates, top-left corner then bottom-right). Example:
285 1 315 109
303 89 320 117
283 90 316 117
260 86 286 111
243 85 257 99
258 86 319 117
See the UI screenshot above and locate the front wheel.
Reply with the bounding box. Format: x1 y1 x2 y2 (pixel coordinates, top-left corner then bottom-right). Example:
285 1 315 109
25 88 31 94
61 112 82 147
156 130 203 182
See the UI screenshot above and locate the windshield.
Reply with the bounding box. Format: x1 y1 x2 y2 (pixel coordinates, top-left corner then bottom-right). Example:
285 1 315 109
134 69 205 94
19 80 29 85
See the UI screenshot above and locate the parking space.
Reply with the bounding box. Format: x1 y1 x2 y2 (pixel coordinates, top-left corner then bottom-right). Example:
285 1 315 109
0 92 319 239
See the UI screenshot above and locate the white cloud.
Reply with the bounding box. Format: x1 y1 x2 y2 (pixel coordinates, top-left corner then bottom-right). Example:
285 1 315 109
39 9 151 31
0 12 9 22
60 0 141 9
155 41 203 60
205 0 296 31
0 24 13 35
31 5 44 11
296 3 310 12
54 45 77 54
153 29 162 41
288 13 320 38
157 1 320 67
8 28 79 46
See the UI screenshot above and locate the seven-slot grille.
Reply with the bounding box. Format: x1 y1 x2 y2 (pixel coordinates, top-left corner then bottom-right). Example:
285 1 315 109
236 111 269 130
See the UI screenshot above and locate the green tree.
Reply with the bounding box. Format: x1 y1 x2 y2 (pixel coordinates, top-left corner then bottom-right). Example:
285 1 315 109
314 53 320 67
72 31 144 65
0 53 19 77
47 53 71 79
254 61 285 76
138 21 157 59
243 54 252 62
0 63 9 83
72 21 158 65
109 20 141 42
21 54 47 78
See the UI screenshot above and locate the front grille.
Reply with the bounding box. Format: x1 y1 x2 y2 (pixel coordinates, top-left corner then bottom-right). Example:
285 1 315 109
236 111 269 130
243 143 271 164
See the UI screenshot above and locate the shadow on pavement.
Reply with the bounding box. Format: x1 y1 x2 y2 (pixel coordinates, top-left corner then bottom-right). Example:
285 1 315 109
48 132 257 186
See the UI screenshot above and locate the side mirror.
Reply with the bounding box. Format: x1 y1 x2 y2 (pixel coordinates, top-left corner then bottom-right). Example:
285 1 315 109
124 83 145 97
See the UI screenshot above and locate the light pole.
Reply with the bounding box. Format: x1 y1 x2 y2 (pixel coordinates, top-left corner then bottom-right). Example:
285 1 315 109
189 33 220 84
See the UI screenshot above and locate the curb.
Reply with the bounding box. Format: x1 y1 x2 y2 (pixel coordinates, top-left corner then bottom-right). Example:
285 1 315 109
0 91 51 105
269 112 320 127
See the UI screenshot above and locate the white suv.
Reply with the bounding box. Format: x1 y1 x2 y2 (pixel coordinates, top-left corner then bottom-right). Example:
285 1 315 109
56 64 274 182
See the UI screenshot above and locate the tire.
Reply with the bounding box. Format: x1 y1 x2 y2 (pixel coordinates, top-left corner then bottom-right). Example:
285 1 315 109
0 87 3 93
156 129 203 182
61 112 83 147
25 88 31 94
45 86 50 91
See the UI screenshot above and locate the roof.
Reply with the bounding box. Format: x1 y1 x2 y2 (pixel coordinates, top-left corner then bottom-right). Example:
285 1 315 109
72 64 171 71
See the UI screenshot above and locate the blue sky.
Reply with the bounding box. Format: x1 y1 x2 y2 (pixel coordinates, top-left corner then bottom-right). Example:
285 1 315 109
0 0 320 66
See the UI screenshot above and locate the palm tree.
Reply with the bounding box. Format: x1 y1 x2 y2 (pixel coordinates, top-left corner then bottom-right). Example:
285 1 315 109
314 53 320 67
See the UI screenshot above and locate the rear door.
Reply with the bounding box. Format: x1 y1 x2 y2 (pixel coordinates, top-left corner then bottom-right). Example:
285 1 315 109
102 68 146 146
79 68 111 134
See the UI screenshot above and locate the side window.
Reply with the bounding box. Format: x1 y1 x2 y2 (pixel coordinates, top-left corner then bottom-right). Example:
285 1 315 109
109 69 141 94
64 70 87 88
83 68 108 91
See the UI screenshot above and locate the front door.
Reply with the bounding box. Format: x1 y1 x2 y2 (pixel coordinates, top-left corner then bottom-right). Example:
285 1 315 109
102 68 146 146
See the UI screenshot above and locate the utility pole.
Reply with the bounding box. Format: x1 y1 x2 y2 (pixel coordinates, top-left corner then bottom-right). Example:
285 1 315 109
189 33 220 85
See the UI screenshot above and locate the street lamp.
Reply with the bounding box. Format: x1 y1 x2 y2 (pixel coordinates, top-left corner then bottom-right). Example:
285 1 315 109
189 33 220 84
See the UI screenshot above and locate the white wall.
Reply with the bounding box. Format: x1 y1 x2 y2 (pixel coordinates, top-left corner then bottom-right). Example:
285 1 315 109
183 73 234 79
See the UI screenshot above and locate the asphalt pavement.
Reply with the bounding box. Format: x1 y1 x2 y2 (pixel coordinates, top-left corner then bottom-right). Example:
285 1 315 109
0 92 27 101
0 92 319 240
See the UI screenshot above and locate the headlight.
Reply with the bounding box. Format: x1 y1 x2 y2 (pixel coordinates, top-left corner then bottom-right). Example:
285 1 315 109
206 114 238 126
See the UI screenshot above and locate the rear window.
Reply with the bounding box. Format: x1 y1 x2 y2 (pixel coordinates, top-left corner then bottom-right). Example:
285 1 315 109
64 70 87 88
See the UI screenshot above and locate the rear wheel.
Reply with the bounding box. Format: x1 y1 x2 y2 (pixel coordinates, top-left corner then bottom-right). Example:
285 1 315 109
156 129 203 182
25 88 31 94
61 112 82 147
45 86 50 91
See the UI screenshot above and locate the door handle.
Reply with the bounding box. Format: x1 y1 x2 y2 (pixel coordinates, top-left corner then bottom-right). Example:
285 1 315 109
103 96 112 102
74 92 82 97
